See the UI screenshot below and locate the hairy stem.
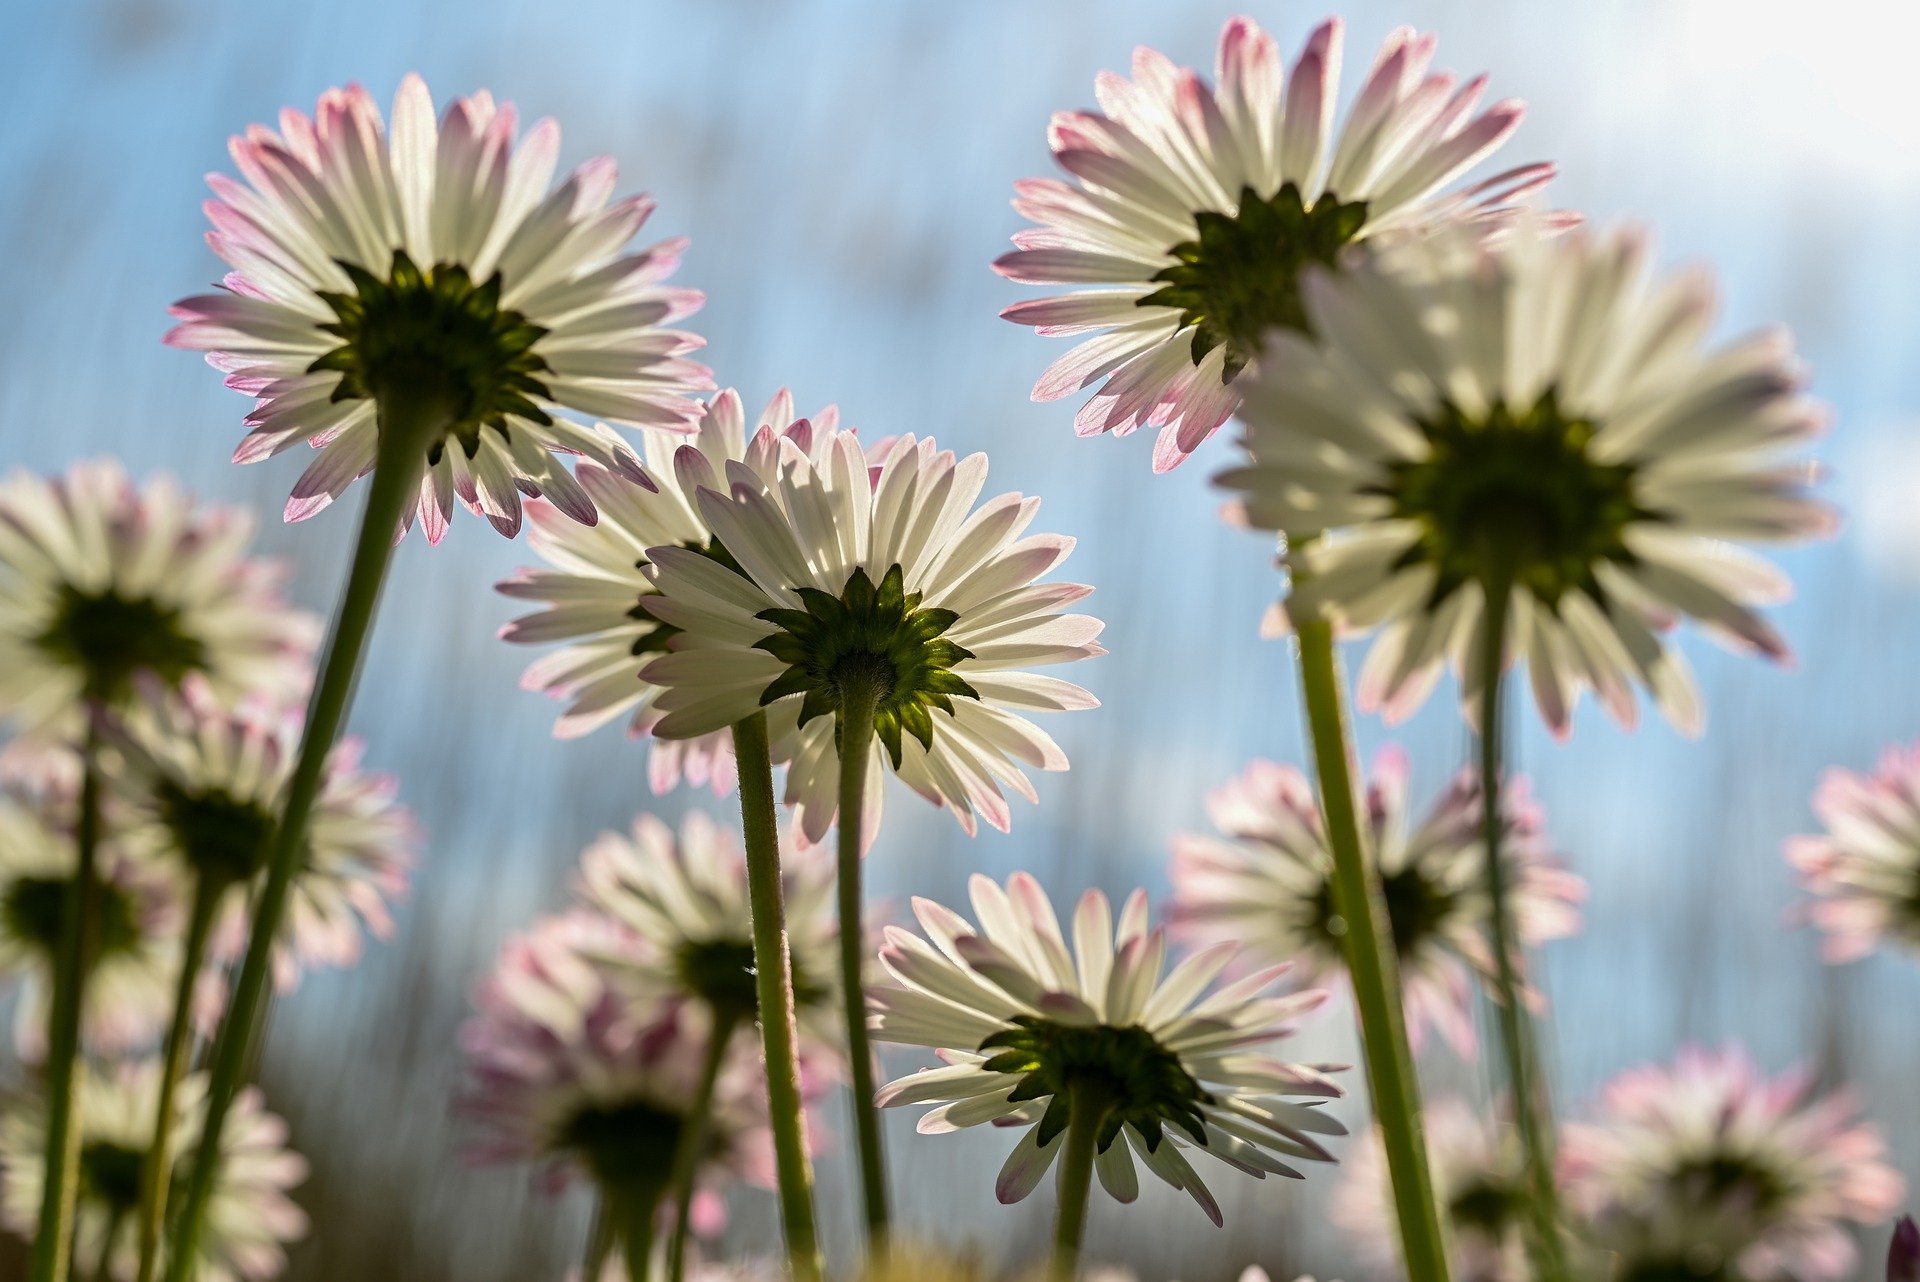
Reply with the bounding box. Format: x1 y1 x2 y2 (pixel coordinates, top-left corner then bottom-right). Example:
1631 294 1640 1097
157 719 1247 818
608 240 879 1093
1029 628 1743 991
835 669 891 1248
1047 1076 1114 1282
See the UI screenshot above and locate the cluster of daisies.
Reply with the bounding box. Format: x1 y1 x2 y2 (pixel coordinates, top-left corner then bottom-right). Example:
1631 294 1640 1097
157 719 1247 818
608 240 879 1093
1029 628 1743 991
3 10 1919 1282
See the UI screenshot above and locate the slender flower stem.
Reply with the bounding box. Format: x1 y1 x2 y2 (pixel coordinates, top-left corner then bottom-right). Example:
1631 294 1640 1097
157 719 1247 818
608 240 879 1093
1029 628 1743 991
835 670 890 1248
1293 609 1451 1282
1475 576 1570 1282
584 1196 619 1282
90 1209 125 1282
729 712 823 1282
1047 1076 1113 1282
163 386 441 1282
30 713 103 1282
134 876 220 1282
619 1183 666 1282
664 1005 741 1282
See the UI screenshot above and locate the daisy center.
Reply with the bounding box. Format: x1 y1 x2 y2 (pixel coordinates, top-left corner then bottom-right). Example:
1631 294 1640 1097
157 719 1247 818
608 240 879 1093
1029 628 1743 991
675 936 827 1018
36 585 207 704
559 1097 689 1197
753 565 979 767
1141 182 1370 380
153 781 276 889
1 875 141 970
312 249 554 463
1312 863 1456 959
977 1015 1211 1153
1667 1152 1787 1217
1448 1172 1529 1236
1379 391 1648 607
79 1140 147 1213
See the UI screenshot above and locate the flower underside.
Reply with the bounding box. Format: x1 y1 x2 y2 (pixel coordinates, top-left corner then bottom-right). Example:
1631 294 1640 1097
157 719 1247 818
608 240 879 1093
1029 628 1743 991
79 1140 148 1213
675 935 826 1018
1140 181 1369 380
1311 860 1457 959
754 565 979 768
154 780 275 889
2 875 141 968
977 1015 1212 1153
312 250 552 463
1448 1172 1528 1235
629 540 748 658
1378 390 1651 609
36 585 208 704
559 1097 687 1196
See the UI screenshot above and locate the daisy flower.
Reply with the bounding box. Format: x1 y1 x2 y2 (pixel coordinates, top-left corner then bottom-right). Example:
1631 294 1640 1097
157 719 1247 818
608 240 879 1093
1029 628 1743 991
639 431 1104 842
1170 749 1584 1056
870 872 1348 1226
0 1059 307 1282
1218 217 1833 736
0 461 315 738
0 762 179 1056
575 809 840 1047
167 76 712 541
107 676 416 992
1562 1048 1904 1282
1786 742 1920 964
1334 1099 1533 1282
460 911 824 1235
998 14 1552 471
497 388 837 791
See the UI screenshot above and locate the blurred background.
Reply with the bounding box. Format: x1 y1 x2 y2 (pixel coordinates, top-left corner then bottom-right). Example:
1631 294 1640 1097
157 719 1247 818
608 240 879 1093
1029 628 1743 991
4 0 1920 1277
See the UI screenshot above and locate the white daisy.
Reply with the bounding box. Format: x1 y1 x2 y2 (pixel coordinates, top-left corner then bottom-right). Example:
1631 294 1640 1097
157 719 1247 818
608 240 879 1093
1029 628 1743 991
575 809 841 1050
870 872 1348 1225
0 1059 307 1282
1218 217 1834 736
639 432 1104 841
496 388 837 791
106 676 416 993
1334 1099 1534 1282
998 14 1552 471
1170 749 1584 1057
1785 741 1920 964
0 760 178 1056
167 76 712 542
1562 1048 1905 1282
0 461 316 739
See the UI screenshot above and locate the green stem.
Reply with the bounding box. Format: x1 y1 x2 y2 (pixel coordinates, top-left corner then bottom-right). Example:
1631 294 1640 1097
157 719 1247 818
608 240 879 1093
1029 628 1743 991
1475 576 1570 1282
135 878 220 1282
583 1196 618 1282
1293 614 1452 1282
1047 1077 1113 1282
664 1005 741 1282
619 1185 663 1282
729 713 823 1282
30 713 103 1282
90 1207 125 1282
835 672 890 1248
162 387 439 1282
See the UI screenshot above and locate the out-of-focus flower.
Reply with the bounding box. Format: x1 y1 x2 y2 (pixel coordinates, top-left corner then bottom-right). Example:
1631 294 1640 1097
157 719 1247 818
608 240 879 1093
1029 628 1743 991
0 760 178 1055
998 15 1551 471
496 388 834 790
0 1059 307 1282
1334 1100 1532 1281
1787 743 1920 963
641 432 1103 843
871 872 1347 1225
1562 1048 1904 1282
0 461 315 738
107 676 415 993
575 809 841 1049
168 77 712 541
460 911 824 1236
1219 218 1832 737
1171 749 1583 1056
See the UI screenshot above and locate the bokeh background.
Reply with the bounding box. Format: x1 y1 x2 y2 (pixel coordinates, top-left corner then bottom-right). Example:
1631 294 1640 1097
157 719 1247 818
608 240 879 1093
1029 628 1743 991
5 0 1920 1277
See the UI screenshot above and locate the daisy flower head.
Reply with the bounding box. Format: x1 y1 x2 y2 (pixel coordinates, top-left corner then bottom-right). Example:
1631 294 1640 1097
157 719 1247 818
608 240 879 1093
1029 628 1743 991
0 1059 307 1282
460 910 820 1230
1562 1048 1904 1282
998 14 1553 472
497 388 839 791
639 431 1104 843
575 808 840 1045
1786 742 1920 965
1334 1099 1533 1282
0 761 179 1056
1171 749 1583 1057
168 76 713 542
0 461 316 738
870 872 1348 1226
106 675 415 992
1219 216 1833 737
